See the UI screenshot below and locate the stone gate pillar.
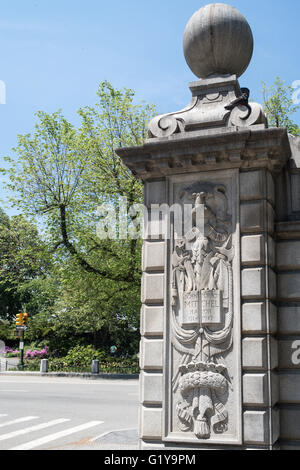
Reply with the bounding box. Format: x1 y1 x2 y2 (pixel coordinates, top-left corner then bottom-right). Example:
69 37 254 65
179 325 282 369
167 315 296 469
116 3 291 450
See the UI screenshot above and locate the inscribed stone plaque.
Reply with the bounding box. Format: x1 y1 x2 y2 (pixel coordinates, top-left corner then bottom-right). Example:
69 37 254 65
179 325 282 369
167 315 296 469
165 170 242 445
201 290 223 326
182 291 200 326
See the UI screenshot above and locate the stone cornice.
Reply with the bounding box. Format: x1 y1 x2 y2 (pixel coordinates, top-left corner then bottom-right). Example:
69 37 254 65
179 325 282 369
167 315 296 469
116 126 291 181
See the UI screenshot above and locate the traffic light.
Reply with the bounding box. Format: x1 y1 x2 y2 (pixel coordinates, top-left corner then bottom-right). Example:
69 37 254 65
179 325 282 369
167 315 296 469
23 313 29 325
16 313 24 326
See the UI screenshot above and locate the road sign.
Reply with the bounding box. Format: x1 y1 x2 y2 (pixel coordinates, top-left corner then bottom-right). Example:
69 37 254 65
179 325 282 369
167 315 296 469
15 326 28 331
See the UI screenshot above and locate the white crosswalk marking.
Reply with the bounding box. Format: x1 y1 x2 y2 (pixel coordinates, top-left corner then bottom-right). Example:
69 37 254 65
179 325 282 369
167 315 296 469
10 421 104 450
0 418 70 442
0 416 39 428
0 414 8 418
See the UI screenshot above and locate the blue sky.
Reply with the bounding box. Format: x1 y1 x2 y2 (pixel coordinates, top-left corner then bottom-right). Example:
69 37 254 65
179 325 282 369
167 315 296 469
1 0 300 215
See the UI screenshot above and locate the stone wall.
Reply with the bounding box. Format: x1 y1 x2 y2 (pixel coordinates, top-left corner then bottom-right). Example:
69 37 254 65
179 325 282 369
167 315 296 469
276 137 300 449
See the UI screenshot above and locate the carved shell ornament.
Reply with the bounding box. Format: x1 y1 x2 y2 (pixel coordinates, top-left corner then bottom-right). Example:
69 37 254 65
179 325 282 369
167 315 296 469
171 187 234 440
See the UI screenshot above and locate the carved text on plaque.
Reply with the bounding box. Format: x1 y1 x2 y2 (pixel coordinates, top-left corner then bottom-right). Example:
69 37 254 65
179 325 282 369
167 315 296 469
171 187 235 440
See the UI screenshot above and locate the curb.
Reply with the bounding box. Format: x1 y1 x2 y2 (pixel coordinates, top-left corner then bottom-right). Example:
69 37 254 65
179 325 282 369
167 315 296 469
0 371 139 380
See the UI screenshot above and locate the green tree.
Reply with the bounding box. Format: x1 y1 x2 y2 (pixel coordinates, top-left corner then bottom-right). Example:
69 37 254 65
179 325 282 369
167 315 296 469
0 209 53 320
4 82 154 282
262 76 300 136
2 81 155 354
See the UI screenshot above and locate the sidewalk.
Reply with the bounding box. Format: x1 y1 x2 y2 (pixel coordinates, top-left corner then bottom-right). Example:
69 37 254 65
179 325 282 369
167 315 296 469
0 370 139 380
56 429 140 450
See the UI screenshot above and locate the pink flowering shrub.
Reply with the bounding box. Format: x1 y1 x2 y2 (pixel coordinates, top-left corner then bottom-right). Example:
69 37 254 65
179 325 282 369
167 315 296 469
25 346 49 359
5 346 19 356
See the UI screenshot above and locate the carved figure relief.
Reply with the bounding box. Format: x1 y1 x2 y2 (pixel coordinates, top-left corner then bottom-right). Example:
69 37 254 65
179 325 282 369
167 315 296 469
171 185 234 440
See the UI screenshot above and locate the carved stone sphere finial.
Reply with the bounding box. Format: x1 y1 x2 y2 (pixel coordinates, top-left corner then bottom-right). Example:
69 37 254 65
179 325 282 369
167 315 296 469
183 3 254 79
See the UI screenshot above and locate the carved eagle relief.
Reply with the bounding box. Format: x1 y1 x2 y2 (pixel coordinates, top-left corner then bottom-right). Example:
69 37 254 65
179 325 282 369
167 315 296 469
171 184 234 440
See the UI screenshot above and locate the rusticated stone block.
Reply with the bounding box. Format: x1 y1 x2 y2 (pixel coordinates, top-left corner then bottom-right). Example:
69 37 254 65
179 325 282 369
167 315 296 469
243 337 267 370
140 338 163 370
142 273 164 304
241 235 265 266
140 372 163 405
239 170 274 206
243 409 279 444
278 339 300 369
277 241 300 270
280 407 300 441
240 201 265 233
242 268 265 299
145 181 166 207
140 407 163 440
243 372 279 406
278 307 300 335
142 241 165 272
141 305 164 336
240 201 274 234
242 302 277 334
243 337 278 370
240 170 265 202
278 273 300 301
280 372 300 403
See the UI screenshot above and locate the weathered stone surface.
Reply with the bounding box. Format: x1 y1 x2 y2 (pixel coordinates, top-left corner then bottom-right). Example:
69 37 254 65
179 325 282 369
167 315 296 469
139 441 166 450
240 201 265 233
280 407 300 440
140 408 163 440
278 307 300 335
242 268 265 299
278 339 300 369
240 170 266 202
145 181 166 207
278 273 300 301
141 306 164 336
115 4 292 450
279 373 300 403
242 337 278 370
240 201 274 234
143 242 165 272
243 337 267 370
268 268 277 300
242 302 277 334
117 128 290 181
277 241 300 270
142 273 164 304
241 235 265 266
143 208 166 240
140 339 164 371
183 4 253 79
241 234 275 267
244 411 269 444
243 372 278 406
163 169 242 446
267 172 275 207
241 268 276 300
140 372 163 405
243 409 279 445
267 236 276 268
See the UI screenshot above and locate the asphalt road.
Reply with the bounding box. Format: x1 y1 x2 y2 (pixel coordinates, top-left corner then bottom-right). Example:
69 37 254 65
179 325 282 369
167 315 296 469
0 375 139 450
